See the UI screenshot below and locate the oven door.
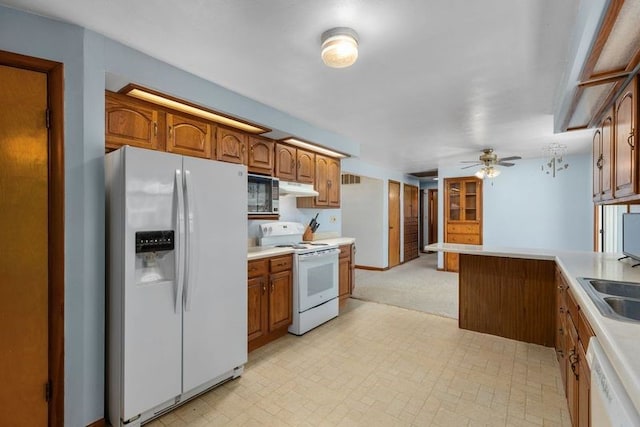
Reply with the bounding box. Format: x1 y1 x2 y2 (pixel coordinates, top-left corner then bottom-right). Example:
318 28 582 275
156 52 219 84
296 249 339 312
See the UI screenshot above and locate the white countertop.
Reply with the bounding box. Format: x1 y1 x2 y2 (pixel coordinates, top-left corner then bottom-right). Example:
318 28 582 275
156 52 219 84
248 237 356 261
426 242 640 413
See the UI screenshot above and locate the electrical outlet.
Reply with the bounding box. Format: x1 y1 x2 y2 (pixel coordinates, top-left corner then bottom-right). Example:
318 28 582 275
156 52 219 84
329 215 337 223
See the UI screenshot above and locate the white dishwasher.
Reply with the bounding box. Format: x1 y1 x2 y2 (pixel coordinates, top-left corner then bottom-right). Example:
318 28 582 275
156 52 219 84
586 337 640 427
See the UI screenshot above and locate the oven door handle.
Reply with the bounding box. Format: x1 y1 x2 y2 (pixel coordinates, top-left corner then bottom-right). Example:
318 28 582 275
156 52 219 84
298 248 340 261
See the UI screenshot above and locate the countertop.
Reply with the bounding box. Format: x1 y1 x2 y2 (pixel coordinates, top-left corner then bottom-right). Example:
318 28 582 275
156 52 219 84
425 242 640 413
248 237 356 261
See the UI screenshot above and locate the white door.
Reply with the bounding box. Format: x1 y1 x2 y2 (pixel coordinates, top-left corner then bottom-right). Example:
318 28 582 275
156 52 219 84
122 147 183 419
182 156 248 392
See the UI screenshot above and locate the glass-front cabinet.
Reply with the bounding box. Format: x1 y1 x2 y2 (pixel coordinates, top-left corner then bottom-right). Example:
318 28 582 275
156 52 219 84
444 177 483 272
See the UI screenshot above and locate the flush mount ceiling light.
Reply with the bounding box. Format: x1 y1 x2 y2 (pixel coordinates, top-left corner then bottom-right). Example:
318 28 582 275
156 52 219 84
321 27 359 68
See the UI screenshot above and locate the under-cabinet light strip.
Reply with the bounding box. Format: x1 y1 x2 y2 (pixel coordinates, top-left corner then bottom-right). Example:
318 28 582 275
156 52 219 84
126 88 268 134
281 137 348 158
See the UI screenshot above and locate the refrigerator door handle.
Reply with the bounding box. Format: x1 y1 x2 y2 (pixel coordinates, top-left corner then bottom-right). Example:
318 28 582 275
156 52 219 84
175 169 185 314
183 169 196 312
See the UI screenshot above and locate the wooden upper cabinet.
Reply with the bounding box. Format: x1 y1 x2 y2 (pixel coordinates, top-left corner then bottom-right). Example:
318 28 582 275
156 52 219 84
105 93 161 151
327 157 340 207
593 109 614 203
248 136 274 174
614 77 637 198
217 126 247 164
275 143 297 181
314 155 330 206
296 149 315 184
166 113 212 159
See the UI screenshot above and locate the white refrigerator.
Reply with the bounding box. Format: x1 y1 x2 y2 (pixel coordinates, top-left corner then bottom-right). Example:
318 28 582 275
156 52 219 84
106 146 247 426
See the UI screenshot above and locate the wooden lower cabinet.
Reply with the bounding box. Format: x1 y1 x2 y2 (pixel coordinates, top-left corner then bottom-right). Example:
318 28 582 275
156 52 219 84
248 254 292 352
555 270 593 427
338 244 354 305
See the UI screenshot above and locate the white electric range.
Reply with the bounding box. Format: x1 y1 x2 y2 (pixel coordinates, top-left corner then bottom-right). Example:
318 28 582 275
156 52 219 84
259 222 340 335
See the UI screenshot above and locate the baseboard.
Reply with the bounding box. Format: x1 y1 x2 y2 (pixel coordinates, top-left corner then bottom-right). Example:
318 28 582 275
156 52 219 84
355 265 388 271
87 418 106 427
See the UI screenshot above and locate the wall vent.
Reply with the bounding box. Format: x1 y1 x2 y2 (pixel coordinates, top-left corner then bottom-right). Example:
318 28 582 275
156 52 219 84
341 174 361 185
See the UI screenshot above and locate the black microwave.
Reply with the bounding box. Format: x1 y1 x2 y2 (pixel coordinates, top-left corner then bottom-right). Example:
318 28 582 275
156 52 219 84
248 174 279 215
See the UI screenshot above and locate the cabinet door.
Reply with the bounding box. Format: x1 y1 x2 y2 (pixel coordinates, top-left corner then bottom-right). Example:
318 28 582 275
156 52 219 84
447 181 461 221
247 276 267 341
327 157 341 207
445 252 459 272
217 127 247 164
565 315 579 426
339 256 350 299
614 78 637 198
556 270 568 391
275 143 296 181
297 149 315 184
314 155 329 206
248 136 274 174
578 342 590 427
601 111 614 200
592 128 603 201
166 113 212 159
268 270 292 331
105 94 160 151
463 180 478 221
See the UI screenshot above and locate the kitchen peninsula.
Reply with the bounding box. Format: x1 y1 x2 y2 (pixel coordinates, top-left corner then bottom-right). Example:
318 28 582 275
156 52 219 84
426 242 640 423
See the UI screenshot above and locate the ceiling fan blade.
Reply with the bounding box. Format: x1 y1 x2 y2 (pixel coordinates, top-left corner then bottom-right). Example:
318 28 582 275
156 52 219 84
461 164 481 169
460 160 482 164
497 162 515 167
498 156 522 161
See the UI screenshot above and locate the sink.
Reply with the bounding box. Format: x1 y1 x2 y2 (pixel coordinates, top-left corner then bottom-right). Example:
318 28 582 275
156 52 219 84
577 277 640 323
604 297 640 322
587 279 640 299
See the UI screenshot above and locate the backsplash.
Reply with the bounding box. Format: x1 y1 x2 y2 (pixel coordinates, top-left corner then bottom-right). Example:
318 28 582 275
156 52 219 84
248 195 341 242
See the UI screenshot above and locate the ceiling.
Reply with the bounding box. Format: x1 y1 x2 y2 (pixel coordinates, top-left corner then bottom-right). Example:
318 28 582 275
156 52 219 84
1 0 594 173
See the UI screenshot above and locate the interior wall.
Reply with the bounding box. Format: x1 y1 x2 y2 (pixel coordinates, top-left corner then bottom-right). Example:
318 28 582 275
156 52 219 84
437 154 593 268
342 176 385 268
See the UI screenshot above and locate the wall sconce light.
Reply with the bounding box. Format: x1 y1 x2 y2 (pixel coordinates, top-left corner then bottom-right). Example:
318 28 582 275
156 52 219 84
474 165 501 179
321 27 359 68
541 143 569 178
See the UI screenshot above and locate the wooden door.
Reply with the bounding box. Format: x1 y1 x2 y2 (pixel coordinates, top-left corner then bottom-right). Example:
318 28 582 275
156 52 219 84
268 270 292 331
166 113 212 159
105 92 161 151
247 276 267 341
327 158 341 207
428 189 438 245
296 148 315 184
0 64 49 426
248 136 274 174
216 126 246 164
601 110 614 200
614 78 637 198
388 180 401 268
275 143 296 181
315 155 329 206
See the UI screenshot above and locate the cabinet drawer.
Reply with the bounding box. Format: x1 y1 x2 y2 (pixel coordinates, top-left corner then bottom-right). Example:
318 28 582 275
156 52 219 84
270 255 292 273
248 259 268 278
339 245 351 259
447 234 480 244
447 223 480 234
577 309 595 348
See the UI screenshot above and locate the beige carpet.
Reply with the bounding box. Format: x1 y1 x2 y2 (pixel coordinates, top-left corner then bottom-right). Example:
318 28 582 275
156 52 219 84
352 253 459 319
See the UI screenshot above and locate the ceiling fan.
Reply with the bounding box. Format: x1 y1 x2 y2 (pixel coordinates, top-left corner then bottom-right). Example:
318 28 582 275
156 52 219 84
460 148 522 178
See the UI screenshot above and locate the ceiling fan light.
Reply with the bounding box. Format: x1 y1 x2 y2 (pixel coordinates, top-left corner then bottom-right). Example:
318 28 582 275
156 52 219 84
486 166 501 178
321 28 359 68
474 169 486 179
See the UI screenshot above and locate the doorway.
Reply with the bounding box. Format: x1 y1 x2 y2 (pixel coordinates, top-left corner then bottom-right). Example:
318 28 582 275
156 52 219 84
388 180 401 268
0 51 64 426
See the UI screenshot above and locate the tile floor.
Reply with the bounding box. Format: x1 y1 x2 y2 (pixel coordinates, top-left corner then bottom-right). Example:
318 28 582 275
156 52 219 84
149 300 570 426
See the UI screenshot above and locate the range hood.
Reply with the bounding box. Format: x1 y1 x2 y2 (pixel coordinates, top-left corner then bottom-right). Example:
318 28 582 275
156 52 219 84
279 181 319 197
